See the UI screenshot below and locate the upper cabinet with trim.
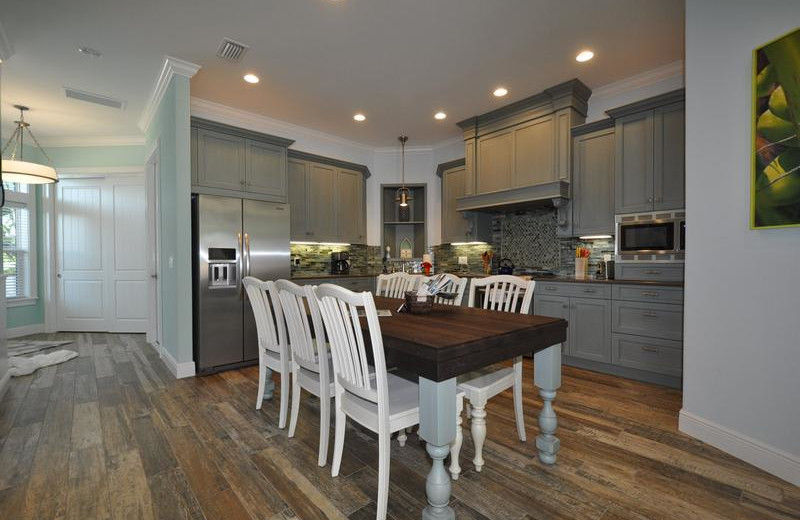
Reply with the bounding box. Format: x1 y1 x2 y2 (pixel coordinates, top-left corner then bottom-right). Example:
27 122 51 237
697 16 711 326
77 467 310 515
190 118 294 203
438 159 491 244
608 90 685 214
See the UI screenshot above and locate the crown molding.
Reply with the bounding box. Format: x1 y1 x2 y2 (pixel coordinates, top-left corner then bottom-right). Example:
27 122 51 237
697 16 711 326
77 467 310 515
190 97 375 154
431 135 464 150
0 18 14 61
39 135 145 147
592 60 684 100
138 55 201 133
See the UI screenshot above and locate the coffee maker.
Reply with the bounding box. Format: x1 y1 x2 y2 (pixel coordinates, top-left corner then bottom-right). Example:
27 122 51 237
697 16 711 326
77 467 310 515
331 252 350 275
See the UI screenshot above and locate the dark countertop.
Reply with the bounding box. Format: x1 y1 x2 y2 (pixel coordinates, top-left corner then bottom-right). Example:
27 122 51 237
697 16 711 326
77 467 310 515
291 272 684 287
291 272 380 280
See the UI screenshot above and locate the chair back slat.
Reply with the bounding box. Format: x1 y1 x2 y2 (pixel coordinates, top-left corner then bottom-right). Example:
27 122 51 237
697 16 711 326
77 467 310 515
376 272 421 298
315 284 388 406
275 279 326 373
467 275 534 315
422 273 468 306
243 277 286 354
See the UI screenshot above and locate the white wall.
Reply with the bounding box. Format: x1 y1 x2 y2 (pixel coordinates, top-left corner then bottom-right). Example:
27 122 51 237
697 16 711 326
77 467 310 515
681 0 800 486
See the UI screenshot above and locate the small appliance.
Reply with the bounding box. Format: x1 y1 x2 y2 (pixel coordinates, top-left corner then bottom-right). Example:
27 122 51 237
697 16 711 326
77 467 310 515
615 209 685 262
498 258 515 275
331 252 350 275
596 257 615 280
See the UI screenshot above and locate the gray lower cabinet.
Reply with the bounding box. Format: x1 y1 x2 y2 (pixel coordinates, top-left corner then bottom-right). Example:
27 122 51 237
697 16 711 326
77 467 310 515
440 161 491 244
293 276 375 293
612 334 682 377
569 297 612 362
615 263 684 282
612 300 683 341
532 294 570 354
572 127 615 236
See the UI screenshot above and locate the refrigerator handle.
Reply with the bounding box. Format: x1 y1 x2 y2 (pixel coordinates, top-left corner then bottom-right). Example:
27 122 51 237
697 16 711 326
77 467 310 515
237 232 244 299
244 232 251 278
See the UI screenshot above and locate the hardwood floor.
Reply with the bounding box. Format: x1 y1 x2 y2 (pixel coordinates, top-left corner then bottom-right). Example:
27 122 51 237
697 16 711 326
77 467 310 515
0 333 797 519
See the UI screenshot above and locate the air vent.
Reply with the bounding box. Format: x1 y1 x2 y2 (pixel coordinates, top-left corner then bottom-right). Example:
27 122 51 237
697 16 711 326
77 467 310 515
64 87 126 110
216 38 249 62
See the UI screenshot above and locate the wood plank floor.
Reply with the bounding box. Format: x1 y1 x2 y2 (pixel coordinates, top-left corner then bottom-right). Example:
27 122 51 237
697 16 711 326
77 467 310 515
0 333 797 519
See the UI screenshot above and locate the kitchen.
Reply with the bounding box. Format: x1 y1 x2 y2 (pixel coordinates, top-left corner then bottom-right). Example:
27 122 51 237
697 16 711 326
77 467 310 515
1 2 799 520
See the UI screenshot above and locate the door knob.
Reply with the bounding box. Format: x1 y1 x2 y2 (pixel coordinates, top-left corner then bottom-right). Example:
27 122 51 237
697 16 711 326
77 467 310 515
57 273 62 278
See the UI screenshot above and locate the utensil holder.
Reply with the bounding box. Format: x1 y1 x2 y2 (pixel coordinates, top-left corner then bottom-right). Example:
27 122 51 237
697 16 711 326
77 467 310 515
404 292 433 314
575 258 589 280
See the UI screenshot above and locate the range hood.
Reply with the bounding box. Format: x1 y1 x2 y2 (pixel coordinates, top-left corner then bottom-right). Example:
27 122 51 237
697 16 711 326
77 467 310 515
455 180 569 213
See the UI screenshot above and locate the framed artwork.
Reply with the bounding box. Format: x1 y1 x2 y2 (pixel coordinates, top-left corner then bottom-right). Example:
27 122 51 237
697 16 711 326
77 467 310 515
752 27 800 228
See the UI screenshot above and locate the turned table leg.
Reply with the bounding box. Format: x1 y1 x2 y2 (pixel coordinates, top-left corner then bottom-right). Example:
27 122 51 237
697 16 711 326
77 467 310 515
534 344 562 465
418 377 457 520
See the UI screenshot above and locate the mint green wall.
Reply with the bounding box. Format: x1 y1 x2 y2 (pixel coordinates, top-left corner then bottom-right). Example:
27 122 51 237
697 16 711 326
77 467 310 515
6 143 145 331
145 75 193 365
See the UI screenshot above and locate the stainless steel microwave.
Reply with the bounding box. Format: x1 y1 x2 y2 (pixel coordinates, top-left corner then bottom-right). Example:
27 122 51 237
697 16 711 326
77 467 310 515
615 209 685 262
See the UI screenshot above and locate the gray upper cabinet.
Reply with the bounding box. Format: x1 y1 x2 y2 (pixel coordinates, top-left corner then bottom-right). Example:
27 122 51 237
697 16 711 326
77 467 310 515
512 115 554 187
572 126 615 236
244 139 287 199
611 92 685 214
439 161 491 244
477 130 513 193
288 153 368 244
653 102 685 211
569 297 612 363
196 128 246 193
336 168 365 243
191 118 294 203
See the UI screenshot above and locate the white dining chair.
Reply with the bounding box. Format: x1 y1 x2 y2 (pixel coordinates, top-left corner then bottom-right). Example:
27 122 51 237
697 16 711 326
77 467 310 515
450 274 534 477
375 272 421 298
243 277 291 429
315 283 462 520
275 280 334 467
422 273 468 306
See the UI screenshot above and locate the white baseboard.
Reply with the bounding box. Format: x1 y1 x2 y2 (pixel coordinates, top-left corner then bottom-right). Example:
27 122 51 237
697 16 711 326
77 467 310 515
7 324 46 338
0 370 11 401
679 409 800 486
153 341 195 379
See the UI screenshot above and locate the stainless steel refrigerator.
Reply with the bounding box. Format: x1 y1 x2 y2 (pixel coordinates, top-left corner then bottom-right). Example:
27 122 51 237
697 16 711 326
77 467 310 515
192 194 290 374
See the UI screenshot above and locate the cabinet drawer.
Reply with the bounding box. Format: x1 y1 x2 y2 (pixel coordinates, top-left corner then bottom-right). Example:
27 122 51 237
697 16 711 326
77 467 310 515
612 300 683 340
612 333 682 376
536 282 611 299
615 263 684 282
612 284 683 304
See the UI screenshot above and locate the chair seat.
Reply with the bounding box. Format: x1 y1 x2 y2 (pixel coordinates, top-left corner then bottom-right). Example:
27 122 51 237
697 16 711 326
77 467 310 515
298 356 337 398
457 366 515 402
342 373 420 433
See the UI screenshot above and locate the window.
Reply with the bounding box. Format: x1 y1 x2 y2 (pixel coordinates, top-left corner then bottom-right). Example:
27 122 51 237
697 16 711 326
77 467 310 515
2 182 37 302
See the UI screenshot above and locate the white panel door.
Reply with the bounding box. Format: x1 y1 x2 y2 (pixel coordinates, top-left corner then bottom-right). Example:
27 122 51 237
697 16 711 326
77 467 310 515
56 176 147 332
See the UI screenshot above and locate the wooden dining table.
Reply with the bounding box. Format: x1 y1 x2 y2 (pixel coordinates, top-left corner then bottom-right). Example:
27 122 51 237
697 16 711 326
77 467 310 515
368 296 568 520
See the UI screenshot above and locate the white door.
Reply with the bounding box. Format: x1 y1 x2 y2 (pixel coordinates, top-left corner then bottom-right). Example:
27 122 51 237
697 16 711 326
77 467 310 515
56 176 148 332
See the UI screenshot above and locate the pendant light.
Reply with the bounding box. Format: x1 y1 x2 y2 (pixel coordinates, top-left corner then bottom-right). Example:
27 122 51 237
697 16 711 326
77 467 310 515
395 135 413 207
1 105 59 185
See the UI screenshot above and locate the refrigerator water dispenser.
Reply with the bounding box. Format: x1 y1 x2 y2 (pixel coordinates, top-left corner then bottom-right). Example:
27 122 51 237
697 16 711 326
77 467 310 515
208 248 237 288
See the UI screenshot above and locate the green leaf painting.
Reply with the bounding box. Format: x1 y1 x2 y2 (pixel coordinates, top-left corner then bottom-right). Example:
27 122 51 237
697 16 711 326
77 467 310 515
753 27 800 228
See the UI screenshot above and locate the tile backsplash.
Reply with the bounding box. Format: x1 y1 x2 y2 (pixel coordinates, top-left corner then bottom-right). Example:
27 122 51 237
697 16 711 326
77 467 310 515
290 244 382 276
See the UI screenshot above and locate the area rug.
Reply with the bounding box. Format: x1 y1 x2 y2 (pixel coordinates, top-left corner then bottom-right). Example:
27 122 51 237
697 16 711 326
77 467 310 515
9 350 79 376
7 339 73 356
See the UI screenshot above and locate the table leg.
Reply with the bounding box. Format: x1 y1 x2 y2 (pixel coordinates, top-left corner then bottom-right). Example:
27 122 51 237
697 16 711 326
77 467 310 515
418 377 457 520
534 343 562 465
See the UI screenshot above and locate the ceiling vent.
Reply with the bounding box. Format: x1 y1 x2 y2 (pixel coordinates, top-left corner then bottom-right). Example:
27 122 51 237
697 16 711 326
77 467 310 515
64 87 126 110
216 38 249 62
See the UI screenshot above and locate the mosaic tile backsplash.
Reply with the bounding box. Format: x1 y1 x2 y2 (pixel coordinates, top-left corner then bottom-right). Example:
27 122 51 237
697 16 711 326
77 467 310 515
290 244 382 276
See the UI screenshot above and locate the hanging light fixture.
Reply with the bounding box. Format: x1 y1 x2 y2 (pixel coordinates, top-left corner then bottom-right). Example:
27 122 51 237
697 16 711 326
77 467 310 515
395 135 413 207
1 105 59 184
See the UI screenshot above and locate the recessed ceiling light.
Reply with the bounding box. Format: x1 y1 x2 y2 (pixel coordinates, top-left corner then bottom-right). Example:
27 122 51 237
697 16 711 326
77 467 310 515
576 50 594 63
434 111 447 120
353 113 366 122
243 74 260 84
493 87 508 97
78 46 103 58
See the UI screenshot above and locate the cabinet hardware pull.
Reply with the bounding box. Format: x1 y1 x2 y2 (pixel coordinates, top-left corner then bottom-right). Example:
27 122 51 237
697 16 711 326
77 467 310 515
562 305 567 309
641 311 658 318
640 346 659 353
583 288 597 293
641 291 660 297
647 197 653 202
644 270 661 275
545 286 556 291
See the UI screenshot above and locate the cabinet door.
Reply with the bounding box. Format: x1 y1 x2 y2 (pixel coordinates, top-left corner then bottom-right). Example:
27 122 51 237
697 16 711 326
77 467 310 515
569 297 612 362
190 127 198 186
442 165 469 243
653 102 685 210
336 168 365 243
573 128 615 235
464 138 476 196
513 116 554 186
196 128 245 192
477 130 513 193
245 139 287 200
615 111 654 214
533 295 571 355
307 163 337 242
288 159 308 241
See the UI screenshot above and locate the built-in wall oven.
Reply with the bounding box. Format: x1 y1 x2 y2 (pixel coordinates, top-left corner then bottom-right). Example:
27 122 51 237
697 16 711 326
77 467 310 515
615 209 685 262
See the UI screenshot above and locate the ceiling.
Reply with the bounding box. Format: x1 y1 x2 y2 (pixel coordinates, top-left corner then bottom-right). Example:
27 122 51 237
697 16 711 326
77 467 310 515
1 0 684 147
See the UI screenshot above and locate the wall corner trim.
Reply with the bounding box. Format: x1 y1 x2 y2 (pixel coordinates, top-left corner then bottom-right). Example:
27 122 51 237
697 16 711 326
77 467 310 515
139 55 201 133
155 341 196 379
679 409 800 486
